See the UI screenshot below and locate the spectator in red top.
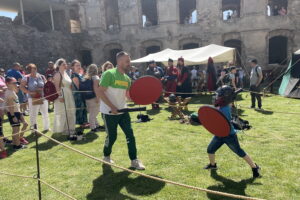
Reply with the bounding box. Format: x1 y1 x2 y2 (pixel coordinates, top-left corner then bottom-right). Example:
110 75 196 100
45 61 56 77
165 58 178 97
176 57 192 99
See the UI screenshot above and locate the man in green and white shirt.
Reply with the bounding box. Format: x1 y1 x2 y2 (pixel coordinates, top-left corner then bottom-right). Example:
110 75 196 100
98 51 145 170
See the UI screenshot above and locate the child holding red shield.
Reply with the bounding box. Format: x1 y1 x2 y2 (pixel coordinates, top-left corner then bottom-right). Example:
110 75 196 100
204 86 261 178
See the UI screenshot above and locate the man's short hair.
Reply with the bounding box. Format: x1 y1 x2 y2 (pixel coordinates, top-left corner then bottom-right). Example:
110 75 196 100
148 60 155 65
13 62 20 68
116 51 129 61
250 59 258 64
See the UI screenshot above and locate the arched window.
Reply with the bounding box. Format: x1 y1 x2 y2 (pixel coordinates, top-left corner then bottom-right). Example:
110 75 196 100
141 40 163 56
182 43 199 50
109 48 123 66
104 0 120 31
179 0 197 24
146 46 161 55
267 0 288 16
69 5 81 33
104 43 123 66
222 0 241 21
224 39 242 65
141 0 158 27
269 36 288 64
80 50 93 67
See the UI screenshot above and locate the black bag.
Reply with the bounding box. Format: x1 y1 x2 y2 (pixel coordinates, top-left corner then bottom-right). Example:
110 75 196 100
189 112 201 125
231 116 252 130
137 114 152 123
79 79 96 100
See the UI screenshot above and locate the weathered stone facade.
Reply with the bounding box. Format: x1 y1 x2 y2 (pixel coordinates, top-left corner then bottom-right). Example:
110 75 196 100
0 0 300 71
0 16 78 70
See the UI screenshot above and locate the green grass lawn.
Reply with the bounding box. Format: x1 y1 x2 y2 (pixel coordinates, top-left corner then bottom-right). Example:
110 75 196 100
0 94 299 200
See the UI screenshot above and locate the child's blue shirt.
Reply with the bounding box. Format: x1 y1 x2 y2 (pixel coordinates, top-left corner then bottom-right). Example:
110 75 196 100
219 105 237 135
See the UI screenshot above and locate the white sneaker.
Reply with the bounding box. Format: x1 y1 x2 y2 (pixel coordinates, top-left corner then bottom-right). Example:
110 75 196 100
103 156 115 164
131 159 145 170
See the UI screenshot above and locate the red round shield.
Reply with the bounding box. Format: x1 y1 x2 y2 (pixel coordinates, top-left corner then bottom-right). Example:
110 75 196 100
129 76 163 105
198 106 231 137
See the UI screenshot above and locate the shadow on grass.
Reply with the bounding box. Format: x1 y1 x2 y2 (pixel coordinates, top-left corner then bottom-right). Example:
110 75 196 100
5 129 41 158
254 109 274 115
189 95 213 105
146 108 161 116
31 132 68 151
71 131 99 145
207 170 262 200
183 110 195 116
86 164 166 200
235 93 244 102
32 130 101 150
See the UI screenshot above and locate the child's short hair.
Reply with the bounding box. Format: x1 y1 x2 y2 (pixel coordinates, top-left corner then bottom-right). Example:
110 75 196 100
5 77 18 84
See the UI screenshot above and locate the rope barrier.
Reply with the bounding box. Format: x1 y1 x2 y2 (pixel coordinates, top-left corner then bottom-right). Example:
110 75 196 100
0 128 31 140
34 129 265 200
0 92 59 109
0 171 34 179
0 171 77 200
38 179 77 200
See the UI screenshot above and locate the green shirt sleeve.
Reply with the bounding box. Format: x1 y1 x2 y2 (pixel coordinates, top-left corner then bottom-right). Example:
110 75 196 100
126 75 131 88
100 71 113 88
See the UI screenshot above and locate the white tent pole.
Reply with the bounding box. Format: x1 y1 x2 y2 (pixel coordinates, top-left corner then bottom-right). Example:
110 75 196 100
49 4 55 31
20 0 25 25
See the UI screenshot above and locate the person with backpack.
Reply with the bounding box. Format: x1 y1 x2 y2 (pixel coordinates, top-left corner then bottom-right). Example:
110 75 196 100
81 64 105 132
52 58 76 140
249 59 263 109
71 60 89 130
20 63 50 132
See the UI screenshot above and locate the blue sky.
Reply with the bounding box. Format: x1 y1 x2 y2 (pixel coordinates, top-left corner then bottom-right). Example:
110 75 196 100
0 10 18 19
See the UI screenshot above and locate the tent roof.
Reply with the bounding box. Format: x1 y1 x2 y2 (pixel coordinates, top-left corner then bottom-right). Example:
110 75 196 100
131 44 235 66
295 49 300 55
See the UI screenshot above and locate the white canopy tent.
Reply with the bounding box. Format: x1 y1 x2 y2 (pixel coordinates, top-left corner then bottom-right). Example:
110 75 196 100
131 44 236 66
295 49 300 55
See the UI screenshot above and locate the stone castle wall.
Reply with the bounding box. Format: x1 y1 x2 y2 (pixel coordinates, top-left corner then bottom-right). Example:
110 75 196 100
0 0 300 72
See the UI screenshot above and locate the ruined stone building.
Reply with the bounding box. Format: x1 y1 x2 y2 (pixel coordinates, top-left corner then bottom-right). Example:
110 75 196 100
0 0 300 72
